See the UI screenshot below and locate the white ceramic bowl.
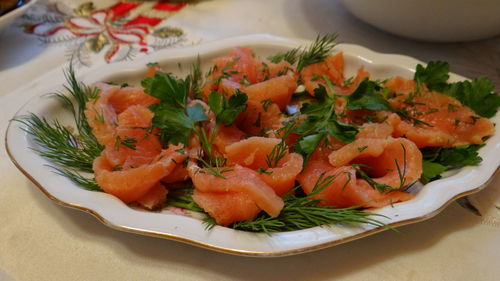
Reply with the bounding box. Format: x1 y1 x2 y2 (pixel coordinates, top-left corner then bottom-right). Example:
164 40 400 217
0 0 37 34
339 0 500 42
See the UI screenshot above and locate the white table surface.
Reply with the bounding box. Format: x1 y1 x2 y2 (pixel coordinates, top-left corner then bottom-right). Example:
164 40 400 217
1 1 499 280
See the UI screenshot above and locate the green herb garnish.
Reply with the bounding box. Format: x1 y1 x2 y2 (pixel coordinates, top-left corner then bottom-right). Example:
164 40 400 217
420 145 483 183
294 85 358 158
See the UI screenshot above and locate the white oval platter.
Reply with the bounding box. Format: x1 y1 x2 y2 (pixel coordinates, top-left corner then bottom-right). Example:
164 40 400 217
5 34 500 257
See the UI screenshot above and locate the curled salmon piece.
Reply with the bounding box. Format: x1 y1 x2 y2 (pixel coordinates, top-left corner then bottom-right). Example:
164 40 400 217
84 84 162 168
211 124 246 154
93 145 186 203
192 191 260 226
297 149 413 208
225 136 303 195
84 83 119 145
226 46 260 84
226 137 281 170
107 86 160 114
300 53 344 95
102 105 162 168
297 159 359 207
256 59 296 81
218 78 241 97
328 137 423 188
301 53 371 96
236 99 283 136
355 180 413 208
242 71 298 110
386 76 495 147
259 153 303 196
202 47 260 100
339 67 370 94
162 164 190 183
202 47 299 106
136 183 168 210
356 122 394 139
188 163 284 218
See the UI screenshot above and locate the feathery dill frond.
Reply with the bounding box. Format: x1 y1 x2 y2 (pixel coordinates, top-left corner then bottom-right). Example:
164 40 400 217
16 65 103 185
51 165 102 192
17 113 101 172
297 33 338 71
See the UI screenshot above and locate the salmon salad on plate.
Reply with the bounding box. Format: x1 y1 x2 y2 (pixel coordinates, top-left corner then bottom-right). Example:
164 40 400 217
19 34 499 233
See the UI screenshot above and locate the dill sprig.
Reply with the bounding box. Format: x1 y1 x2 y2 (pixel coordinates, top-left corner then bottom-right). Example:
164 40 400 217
353 165 398 193
197 155 233 179
297 33 338 71
267 34 338 72
190 55 203 99
17 114 101 172
265 141 288 168
268 48 300 65
395 108 433 127
265 121 296 168
231 173 388 233
16 65 103 189
51 165 102 192
53 65 100 141
166 185 204 212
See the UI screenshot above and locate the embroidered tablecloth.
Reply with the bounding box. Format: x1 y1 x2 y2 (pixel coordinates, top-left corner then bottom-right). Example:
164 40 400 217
1 1 499 280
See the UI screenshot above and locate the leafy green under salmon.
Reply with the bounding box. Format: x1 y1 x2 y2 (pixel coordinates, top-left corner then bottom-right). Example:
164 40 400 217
420 145 483 183
414 61 500 118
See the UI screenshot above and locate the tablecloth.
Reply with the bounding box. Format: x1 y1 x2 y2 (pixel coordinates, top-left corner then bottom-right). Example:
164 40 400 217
1 1 499 280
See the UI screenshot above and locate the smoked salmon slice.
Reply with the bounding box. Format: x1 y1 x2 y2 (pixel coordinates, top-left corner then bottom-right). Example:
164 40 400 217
300 53 344 95
189 163 284 218
192 190 261 226
386 76 495 147
202 47 299 108
236 99 283 136
136 183 168 210
242 72 298 110
84 83 119 145
93 145 186 203
328 137 423 188
103 105 162 168
107 86 160 114
226 137 281 170
226 136 303 195
297 147 414 208
259 153 303 196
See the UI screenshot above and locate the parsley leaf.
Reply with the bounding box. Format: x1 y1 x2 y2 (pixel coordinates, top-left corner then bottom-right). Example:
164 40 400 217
295 133 325 155
414 61 450 92
419 145 483 183
346 78 392 111
142 71 190 109
207 90 248 125
437 145 483 167
446 77 500 118
420 161 447 184
294 85 358 157
414 61 499 118
143 72 209 145
149 103 209 145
